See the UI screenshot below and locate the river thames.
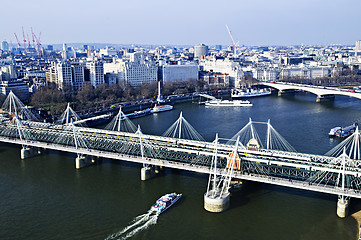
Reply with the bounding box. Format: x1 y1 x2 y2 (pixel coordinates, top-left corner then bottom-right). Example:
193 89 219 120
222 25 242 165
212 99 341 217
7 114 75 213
0 92 361 240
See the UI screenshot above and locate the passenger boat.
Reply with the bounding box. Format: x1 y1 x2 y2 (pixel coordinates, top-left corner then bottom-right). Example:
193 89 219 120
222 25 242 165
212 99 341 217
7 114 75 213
152 104 173 113
231 88 271 99
329 126 342 137
126 108 152 119
205 99 252 107
150 193 182 214
329 123 357 138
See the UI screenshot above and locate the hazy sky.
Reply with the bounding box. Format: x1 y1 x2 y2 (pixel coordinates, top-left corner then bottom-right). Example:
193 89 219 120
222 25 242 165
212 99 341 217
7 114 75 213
1 0 360 46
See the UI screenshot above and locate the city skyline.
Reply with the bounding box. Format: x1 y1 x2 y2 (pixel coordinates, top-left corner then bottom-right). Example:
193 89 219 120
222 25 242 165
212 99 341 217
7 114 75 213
1 0 361 46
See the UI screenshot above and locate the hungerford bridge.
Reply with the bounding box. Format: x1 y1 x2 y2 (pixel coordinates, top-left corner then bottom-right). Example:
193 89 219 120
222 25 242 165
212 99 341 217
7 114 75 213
261 81 361 102
2 92 361 217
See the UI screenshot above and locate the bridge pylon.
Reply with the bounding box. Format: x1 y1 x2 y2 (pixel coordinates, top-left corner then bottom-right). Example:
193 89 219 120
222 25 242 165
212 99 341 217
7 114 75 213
204 135 240 212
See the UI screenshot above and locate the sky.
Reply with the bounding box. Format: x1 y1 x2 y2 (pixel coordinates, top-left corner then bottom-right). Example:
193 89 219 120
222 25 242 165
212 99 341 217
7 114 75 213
1 0 361 47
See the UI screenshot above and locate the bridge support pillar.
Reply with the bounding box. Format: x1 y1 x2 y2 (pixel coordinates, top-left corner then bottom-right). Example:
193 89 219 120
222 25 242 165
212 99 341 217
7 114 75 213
316 94 335 102
337 198 349 218
75 156 91 169
21 147 35 159
141 166 155 181
204 191 230 213
278 89 295 97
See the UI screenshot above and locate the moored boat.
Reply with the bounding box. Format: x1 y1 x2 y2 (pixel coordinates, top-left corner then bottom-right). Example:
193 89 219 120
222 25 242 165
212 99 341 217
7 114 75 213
205 99 252 107
152 104 173 113
126 108 152 119
150 192 182 214
232 88 271 99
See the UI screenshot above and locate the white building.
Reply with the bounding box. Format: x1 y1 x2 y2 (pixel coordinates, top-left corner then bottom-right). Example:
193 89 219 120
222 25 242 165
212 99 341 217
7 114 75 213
86 61 104 88
194 44 208 58
0 64 17 81
1 41 9 51
356 40 361 52
249 68 278 81
99 47 117 56
161 64 198 82
56 62 73 90
280 66 331 79
104 52 157 87
199 58 244 88
71 63 85 91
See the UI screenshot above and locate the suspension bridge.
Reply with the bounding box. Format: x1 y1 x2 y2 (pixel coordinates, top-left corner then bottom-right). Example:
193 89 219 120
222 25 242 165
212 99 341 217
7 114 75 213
1 91 361 217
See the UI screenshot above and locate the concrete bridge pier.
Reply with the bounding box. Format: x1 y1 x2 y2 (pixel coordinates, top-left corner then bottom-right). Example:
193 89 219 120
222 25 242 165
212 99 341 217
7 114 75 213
140 165 165 181
75 155 91 169
20 147 37 159
141 165 155 181
204 190 230 213
278 89 295 97
337 198 349 218
316 94 335 102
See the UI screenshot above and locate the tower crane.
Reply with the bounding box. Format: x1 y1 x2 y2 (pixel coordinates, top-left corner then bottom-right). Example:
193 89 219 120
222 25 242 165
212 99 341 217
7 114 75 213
34 32 42 55
31 28 36 49
225 25 236 55
22 27 27 52
13 33 21 50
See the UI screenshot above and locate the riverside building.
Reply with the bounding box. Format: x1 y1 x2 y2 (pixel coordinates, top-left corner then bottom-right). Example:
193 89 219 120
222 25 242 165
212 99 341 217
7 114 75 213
104 52 157 87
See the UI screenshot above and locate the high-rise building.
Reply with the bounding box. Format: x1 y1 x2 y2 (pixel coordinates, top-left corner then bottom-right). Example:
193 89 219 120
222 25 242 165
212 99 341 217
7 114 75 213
1 41 9 51
356 40 361 55
71 63 85 91
62 43 69 60
56 62 73 90
86 61 104 88
0 64 17 81
194 44 208 58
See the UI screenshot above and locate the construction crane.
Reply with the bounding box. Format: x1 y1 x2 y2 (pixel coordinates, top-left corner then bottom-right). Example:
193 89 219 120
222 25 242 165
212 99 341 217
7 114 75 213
22 27 27 52
13 33 21 49
27 33 31 49
31 27 36 49
225 25 236 55
34 32 42 55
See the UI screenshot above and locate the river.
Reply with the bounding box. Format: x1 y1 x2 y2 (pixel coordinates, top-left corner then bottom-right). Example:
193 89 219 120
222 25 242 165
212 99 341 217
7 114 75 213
0 92 360 240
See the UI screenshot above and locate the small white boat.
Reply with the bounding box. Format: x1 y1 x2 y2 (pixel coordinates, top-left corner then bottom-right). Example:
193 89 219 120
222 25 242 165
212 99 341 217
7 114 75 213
232 88 271 99
329 126 341 137
205 99 252 107
152 104 173 113
151 193 182 214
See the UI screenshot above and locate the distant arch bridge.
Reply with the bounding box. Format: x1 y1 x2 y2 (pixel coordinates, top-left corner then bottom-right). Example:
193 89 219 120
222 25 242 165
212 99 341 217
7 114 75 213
259 82 361 102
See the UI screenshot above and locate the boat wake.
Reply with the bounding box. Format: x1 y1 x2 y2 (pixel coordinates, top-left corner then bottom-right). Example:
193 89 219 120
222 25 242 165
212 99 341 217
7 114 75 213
105 210 158 240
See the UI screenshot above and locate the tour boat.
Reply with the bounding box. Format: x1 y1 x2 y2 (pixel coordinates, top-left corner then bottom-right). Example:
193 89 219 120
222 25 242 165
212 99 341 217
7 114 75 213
150 193 182 214
152 104 173 113
126 108 152 119
205 99 253 107
231 88 271 99
329 123 357 138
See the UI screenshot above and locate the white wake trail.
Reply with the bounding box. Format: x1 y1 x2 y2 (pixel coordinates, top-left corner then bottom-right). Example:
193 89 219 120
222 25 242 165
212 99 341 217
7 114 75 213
120 214 158 240
105 210 158 240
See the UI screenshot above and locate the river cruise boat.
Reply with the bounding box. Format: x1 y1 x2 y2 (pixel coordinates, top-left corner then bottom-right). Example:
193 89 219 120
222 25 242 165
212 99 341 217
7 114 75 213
152 104 173 113
232 88 271 99
329 123 357 138
205 99 252 107
127 108 152 119
150 193 182 215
